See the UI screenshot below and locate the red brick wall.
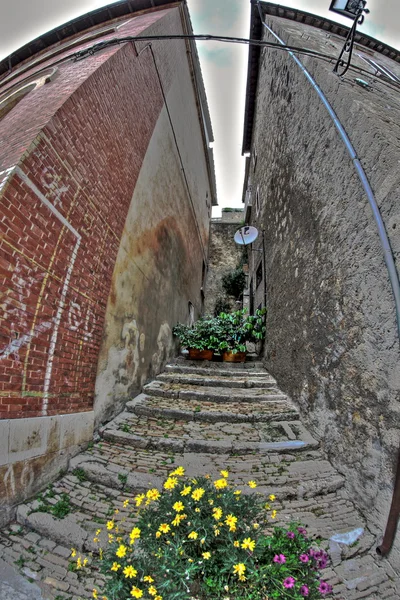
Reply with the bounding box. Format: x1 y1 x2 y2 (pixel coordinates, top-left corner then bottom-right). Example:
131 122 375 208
0 13 172 419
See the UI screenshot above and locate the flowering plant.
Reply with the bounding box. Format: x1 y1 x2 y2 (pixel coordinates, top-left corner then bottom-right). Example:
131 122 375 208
71 469 332 599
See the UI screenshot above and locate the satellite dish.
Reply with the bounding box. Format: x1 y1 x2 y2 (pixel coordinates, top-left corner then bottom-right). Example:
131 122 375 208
234 226 259 245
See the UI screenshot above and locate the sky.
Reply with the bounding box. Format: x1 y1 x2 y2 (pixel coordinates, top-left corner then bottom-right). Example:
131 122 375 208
1 0 399 216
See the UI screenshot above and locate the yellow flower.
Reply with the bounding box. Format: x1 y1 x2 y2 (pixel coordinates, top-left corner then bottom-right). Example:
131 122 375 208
114 509 119 515
155 597 163 600
269 494 276 501
108 534 114 543
191 487 205 501
129 527 141 544
195 508 201 513
172 514 186 527
77 557 82 569
220 470 229 478
212 507 223 521
200 538 205 545
225 514 238 531
271 510 277 519
147 488 161 502
83 558 88 567
124 565 138 579
111 562 121 572
93 590 98 599
158 523 171 534
248 480 257 488
116 545 127 558
234 490 242 496
164 477 178 490
170 466 185 476
234 541 240 548
239 575 247 582
135 494 145 507
155 532 161 539
264 503 270 510
214 528 220 536
71 548 77 558
214 478 228 490
233 563 246 577
93 537 99 543
106 521 114 530
148 586 158 596
143 576 154 583
130 587 143 598
99 548 103 560
96 529 101 536
202 552 211 559
123 499 130 508
241 538 256 552
188 531 198 540
180 485 192 496
253 523 260 530
208 499 214 505
173 501 184 512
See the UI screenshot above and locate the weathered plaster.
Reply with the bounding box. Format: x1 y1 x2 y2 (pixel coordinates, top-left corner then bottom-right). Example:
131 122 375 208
0 412 93 526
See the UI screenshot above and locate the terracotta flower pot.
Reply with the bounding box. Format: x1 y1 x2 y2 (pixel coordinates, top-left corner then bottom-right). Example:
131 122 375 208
188 348 214 361
222 351 246 363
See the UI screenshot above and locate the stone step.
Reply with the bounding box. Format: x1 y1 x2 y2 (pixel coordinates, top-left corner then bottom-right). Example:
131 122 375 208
156 371 277 389
171 357 265 369
126 392 299 423
143 380 289 403
100 411 319 454
165 364 270 377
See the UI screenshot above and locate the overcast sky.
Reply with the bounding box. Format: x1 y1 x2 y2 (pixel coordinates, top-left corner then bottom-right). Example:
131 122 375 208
1 0 399 216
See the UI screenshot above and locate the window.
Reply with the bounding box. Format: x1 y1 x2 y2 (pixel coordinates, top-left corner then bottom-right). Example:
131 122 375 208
256 262 263 289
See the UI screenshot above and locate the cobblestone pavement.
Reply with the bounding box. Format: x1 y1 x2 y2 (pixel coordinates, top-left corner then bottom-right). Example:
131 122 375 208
0 358 398 599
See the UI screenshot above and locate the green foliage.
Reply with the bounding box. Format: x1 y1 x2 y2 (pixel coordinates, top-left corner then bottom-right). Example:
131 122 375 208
76 468 332 599
173 309 267 355
72 468 87 482
118 473 128 487
34 491 72 519
15 555 26 568
222 268 246 300
173 316 222 351
217 308 267 354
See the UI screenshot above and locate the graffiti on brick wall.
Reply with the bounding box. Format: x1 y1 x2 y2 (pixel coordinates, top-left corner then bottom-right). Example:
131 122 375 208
67 300 96 341
40 166 69 208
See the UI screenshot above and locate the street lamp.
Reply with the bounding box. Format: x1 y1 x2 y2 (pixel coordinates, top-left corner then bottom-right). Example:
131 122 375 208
329 0 370 76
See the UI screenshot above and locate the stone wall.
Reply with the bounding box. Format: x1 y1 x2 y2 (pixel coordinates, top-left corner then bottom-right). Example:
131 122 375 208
245 14 400 566
204 216 244 315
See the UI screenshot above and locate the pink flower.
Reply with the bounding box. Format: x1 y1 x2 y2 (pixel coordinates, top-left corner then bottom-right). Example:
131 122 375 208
286 531 295 539
299 553 309 563
318 581 332 595
300 585 309 597
283 577 295 589
273 554 286 564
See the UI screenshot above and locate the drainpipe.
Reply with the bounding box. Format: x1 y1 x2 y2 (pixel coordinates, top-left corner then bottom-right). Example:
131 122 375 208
257 2 400 555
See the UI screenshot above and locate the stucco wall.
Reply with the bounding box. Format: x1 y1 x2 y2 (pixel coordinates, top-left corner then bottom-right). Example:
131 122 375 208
246 15 400 565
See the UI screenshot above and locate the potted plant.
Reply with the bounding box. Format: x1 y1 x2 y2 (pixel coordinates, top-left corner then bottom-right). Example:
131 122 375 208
217 308 266 362
172 316 220 360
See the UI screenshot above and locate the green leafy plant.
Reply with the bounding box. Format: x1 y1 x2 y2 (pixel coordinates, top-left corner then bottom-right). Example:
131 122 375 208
73 468 87 482
217 308 267 354
222 268 246 300
71 468 332 599
34 491 72 519
172 316 222 351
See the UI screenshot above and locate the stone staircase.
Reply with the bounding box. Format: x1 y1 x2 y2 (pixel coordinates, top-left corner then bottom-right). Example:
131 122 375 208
0 358 398 599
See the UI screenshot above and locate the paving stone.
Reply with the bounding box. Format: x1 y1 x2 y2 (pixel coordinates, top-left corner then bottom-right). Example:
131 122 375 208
1 358 398 599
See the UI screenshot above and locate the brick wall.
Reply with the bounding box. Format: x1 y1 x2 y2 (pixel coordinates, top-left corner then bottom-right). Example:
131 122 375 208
0 8 182 420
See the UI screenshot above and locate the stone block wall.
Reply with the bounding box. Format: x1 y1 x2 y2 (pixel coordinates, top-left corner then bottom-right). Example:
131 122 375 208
246 14 400 566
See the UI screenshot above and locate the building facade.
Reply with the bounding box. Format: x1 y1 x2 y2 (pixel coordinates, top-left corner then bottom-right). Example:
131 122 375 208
0 0 216 522
242 1 400 566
